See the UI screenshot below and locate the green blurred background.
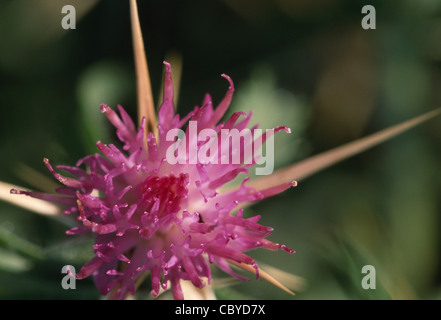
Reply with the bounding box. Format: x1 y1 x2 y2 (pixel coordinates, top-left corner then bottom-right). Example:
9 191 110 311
1 0 441 299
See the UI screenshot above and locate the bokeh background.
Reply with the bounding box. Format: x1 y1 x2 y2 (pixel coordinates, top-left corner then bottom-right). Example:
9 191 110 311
1 0 441 299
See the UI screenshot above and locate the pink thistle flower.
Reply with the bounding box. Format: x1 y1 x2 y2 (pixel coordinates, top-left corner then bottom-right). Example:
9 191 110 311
12 61 295 300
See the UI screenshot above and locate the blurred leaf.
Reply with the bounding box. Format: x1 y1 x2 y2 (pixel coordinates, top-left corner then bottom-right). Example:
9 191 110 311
0 225 44 260
0 248 32 273
384 137 440 293
76 61 133 152
230 64 310 169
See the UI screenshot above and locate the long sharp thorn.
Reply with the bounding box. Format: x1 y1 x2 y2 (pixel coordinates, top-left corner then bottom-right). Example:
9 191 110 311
248 108 441 191
228 260 295 296
130 0 158 139
1 181 61 216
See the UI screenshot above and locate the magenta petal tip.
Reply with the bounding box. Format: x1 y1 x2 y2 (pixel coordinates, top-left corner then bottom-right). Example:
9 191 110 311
163 60 171 72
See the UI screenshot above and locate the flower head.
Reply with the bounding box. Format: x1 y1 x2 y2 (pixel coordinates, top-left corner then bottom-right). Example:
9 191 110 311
13 62 294 299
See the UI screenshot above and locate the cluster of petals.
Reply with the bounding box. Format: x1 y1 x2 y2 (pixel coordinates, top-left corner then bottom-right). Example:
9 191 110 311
13 62 294 299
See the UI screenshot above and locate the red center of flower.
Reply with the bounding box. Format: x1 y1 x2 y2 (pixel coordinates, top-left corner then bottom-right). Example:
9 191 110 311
139 174 189 218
